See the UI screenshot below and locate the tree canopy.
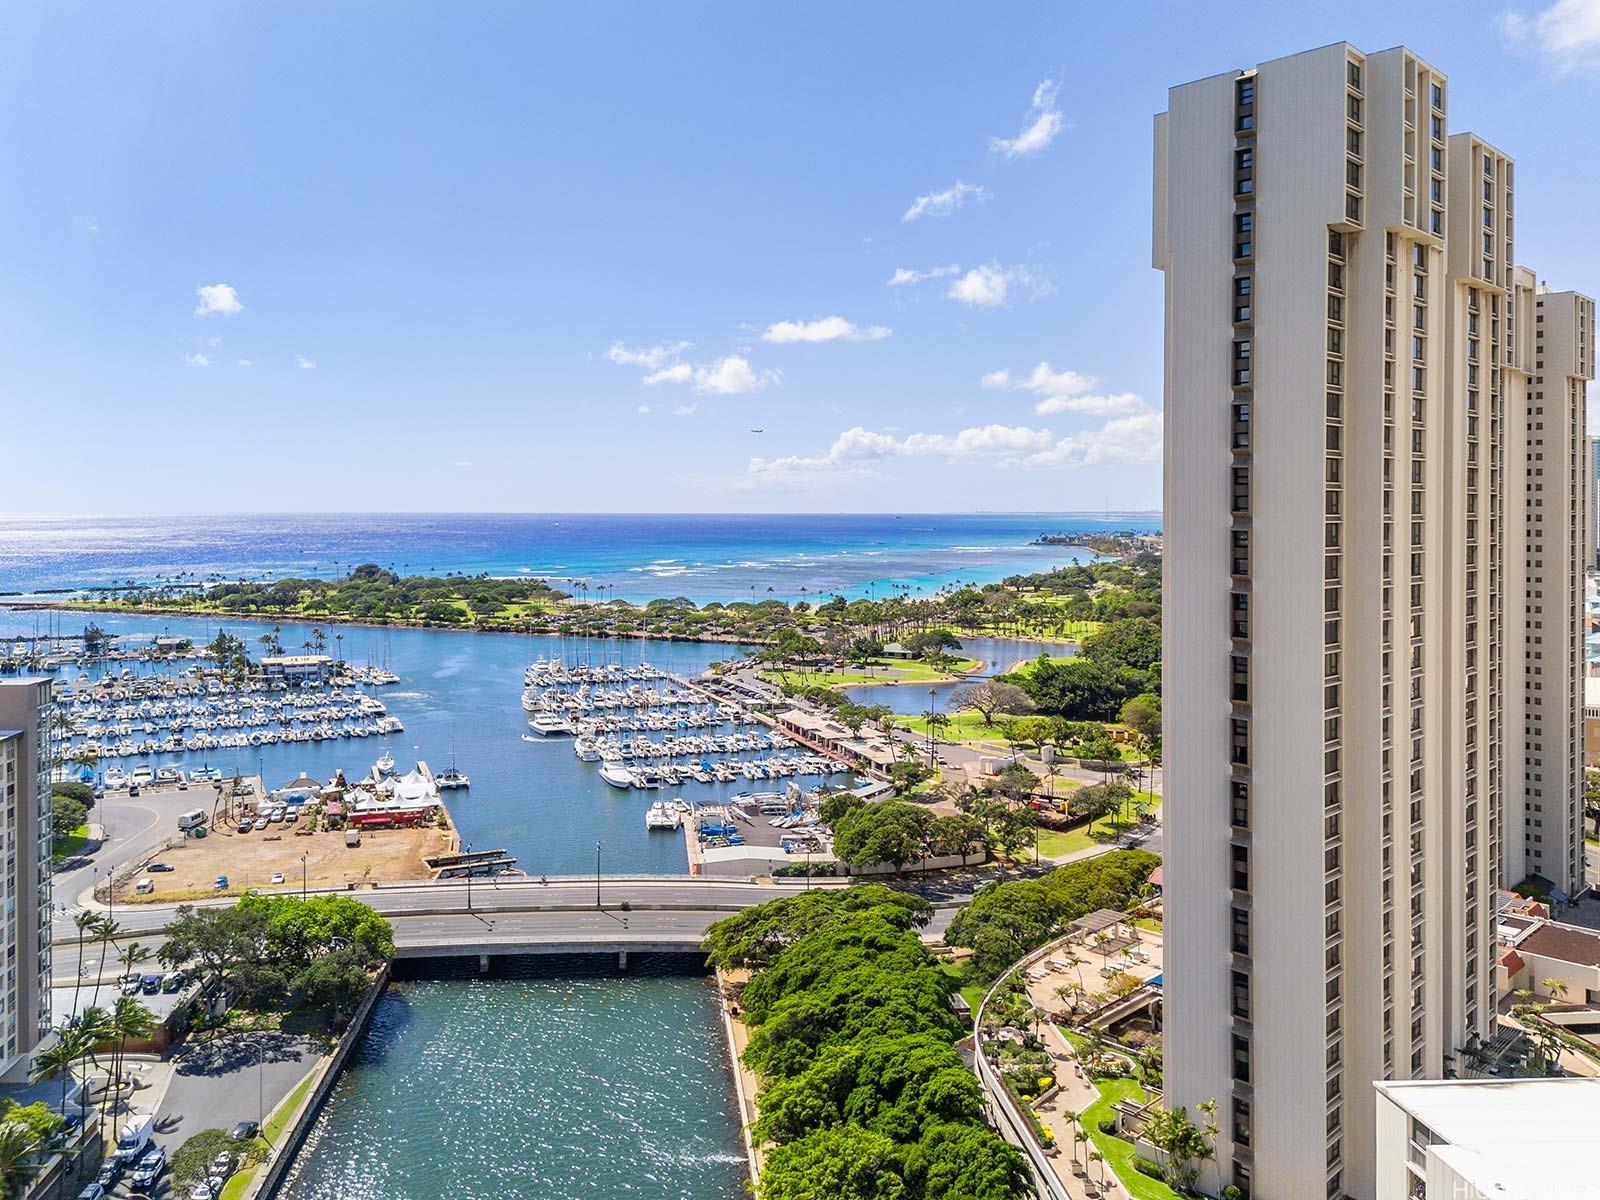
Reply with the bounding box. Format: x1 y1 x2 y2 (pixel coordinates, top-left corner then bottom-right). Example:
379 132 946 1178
707 888 1028 1200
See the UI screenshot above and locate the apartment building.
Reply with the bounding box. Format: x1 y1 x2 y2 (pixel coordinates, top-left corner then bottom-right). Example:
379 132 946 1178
1588 434 1599 570
0 679 54 1081
1518 288 1595 896
1154 42 1589 1200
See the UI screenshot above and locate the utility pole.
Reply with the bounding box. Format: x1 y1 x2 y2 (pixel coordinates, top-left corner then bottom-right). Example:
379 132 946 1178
301 852 308 900
595 840 602 909
464 842 473 913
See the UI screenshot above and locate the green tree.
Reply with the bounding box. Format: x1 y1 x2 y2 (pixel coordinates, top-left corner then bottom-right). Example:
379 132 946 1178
1080 617 1163 671
832 802 932 873
51 794 88 838
760 1125 907 1200
0 1119 48 1200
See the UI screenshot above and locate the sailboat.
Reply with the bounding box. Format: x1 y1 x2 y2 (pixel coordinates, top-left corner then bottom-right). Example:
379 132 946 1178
436 735 470 789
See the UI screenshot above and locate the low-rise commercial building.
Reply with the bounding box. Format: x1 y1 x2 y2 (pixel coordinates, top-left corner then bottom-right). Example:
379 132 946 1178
1374 1077 1600 1200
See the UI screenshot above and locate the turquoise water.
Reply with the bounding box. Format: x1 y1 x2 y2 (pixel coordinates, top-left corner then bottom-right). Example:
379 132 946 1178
280 960 746 1200
0 512 1156 603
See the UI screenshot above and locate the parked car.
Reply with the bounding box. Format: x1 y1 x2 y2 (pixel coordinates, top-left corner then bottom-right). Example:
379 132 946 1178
252 818 269 831
269 872 285 884
187 1185 216 1200
228 1120 260 1142
120 977 142 997
213 876 229 891
94 1160 120 1189
146 862 175 873
130 1146 166 1190
75 1184 104 1200
161 971 185 993
140 974 161 995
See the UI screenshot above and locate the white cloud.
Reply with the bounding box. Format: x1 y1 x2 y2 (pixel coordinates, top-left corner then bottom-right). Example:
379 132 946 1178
1034 392 1145 416
609 339 775 394
887 264 961 287
1502 0 1600 75
453 460 474 469
184 352 209 368
74 215 101 235
902 180 989 222
693 355 777 395
946 263 1050 307
643 363 693 386
637 403 652 414
748 422 1054 481
1026 412 1163 469
237 358 255 367
761 316 891 344
207 336 222 348
194 283 243 317
991 78 1067 158
607 339 692 370
296 355 316 370
983 360 1147 416
673 403 699 417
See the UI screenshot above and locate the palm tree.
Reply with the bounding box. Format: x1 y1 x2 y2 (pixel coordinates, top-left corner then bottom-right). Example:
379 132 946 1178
70 912 97 1021
108 998 157 1113
32 1026 87 1113
0 1120 47 1200
1060 1107 1080 1166
87 916 123 1011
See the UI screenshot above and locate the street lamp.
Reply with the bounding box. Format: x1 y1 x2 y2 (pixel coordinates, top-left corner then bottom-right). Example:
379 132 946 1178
595 840 602 910
252 1039 264 1134
463 842 473 913
927 687 936 769
300 852 308 901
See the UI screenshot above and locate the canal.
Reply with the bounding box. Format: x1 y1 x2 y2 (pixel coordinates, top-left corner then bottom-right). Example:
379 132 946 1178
277 958 747 1200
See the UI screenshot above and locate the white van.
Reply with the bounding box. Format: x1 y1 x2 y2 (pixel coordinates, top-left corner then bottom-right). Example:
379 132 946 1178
134 878 154 895
177 809 207 831
114 1113 154 1164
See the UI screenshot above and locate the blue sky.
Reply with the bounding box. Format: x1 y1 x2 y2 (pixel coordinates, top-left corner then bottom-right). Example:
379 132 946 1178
2 1 1596 514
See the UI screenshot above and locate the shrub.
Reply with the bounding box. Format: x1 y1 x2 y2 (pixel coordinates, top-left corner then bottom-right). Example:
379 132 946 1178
1098 1117 1118 1136
1134 1157 1165 1180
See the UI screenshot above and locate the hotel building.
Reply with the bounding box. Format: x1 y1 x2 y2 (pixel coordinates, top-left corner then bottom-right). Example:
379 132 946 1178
1154 42 1591 1199
0 679 54 1080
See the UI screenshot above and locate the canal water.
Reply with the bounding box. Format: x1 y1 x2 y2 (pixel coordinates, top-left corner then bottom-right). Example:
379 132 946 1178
278 959 747 1200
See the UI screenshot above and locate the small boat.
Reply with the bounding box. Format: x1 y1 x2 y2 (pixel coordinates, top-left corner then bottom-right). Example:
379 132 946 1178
528 712 575 737
374 750 396 776
437 737 470 789
599 760 635 789
646 801 681 831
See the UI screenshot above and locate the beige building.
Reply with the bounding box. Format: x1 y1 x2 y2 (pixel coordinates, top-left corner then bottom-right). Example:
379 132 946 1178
1155 41 1590 1200
0 679 54 1080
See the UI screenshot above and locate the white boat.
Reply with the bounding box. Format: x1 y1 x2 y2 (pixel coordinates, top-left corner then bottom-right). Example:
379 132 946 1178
527 712 574 737
599 760 635 789
104 766 129 789
436 765 469 789
375 716 404 734
374 750 396 776
646 801 681 831
573 736 604 762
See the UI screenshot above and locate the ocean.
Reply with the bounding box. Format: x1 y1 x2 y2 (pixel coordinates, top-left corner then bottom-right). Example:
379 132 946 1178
0 512 1159 603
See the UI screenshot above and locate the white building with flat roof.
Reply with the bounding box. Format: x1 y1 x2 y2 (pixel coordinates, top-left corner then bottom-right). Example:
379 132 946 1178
1374 1077 1600 1200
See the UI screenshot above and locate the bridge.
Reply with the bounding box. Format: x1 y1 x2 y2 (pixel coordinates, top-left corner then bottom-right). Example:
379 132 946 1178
63 876 959 964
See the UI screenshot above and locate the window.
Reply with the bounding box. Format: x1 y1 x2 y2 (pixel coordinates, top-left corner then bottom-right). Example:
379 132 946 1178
1348 61 1362 89
1237 78 1254 106
1431 82 1443 109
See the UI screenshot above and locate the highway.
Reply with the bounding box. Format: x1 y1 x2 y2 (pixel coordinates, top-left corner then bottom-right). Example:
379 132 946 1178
57 876 961 958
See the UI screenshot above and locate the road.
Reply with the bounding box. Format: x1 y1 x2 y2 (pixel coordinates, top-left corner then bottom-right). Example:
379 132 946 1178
55 876 963 960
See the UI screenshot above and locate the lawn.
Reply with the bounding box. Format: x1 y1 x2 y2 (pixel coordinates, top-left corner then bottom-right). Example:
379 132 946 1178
764 656 983 688
1034 794 1159 861
900 710 1016 745
939 962 987 1016
1074 1071 1182 1200
51 825 90 863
